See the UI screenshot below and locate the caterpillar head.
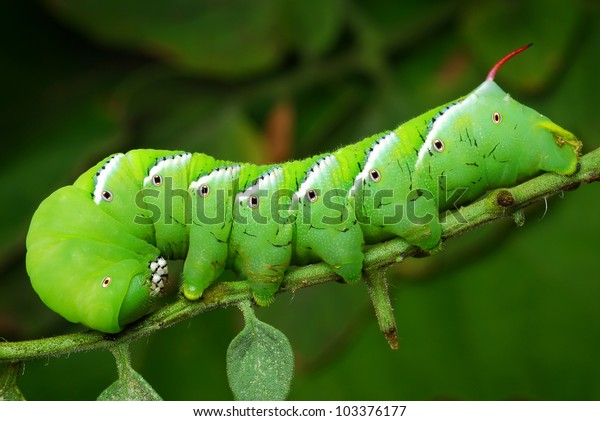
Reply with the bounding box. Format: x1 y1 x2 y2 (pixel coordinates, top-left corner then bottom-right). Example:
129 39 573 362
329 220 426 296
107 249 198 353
26 186 168 333
416 45 581 207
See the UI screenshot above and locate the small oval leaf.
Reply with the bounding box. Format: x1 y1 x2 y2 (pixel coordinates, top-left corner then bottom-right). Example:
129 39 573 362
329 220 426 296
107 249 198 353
227 302 294 400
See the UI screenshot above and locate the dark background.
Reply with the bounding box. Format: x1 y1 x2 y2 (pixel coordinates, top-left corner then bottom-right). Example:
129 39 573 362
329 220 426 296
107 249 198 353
1 0 599 400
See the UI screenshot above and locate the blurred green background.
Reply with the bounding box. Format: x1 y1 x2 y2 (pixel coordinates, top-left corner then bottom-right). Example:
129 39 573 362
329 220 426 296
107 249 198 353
1 0 599 400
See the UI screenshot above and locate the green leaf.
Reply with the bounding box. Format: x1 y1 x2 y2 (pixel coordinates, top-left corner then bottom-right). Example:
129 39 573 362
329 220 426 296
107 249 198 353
280 0 343 58
0 362 26 401
227 301 294 401
97 370 162 401
45 0 284 78
98 345 162 401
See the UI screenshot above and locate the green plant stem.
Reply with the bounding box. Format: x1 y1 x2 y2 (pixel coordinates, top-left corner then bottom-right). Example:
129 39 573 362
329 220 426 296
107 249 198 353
111 343 132 379
238 300 256 329
1 147 599 363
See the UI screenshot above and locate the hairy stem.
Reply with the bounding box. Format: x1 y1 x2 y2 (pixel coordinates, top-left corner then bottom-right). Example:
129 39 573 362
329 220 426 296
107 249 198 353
1 147 599 363
364 270 398 349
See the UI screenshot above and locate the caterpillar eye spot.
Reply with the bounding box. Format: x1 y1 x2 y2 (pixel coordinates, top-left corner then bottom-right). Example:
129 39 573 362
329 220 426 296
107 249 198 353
306 189 318 203
492 112 502 124
152 174 163 186
101 276 111 288
369 168 381 182
199 184 210 197
433 139 445 152
101 190 113 202
249 195 259 208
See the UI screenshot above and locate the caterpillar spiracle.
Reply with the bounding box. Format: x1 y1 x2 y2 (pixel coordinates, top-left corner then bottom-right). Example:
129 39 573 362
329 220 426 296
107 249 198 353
26 45 582 333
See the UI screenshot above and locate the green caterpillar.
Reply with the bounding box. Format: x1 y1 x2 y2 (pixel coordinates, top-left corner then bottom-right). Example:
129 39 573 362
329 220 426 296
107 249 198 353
26 46 581 333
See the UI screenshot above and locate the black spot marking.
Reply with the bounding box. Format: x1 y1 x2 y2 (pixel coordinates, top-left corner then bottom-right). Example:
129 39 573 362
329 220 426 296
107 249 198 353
199 184 209 196
465 129 474 147
486 143 500 158
405 163 413 190
433 138 444 152
241 174 253 190
270 240 292 248
305 189 318 202
242 229 257 237
369 168 381 182
210 231 227 243
249 195 259 208
438 179 447 192
376 197 393 209
466 162 479 167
